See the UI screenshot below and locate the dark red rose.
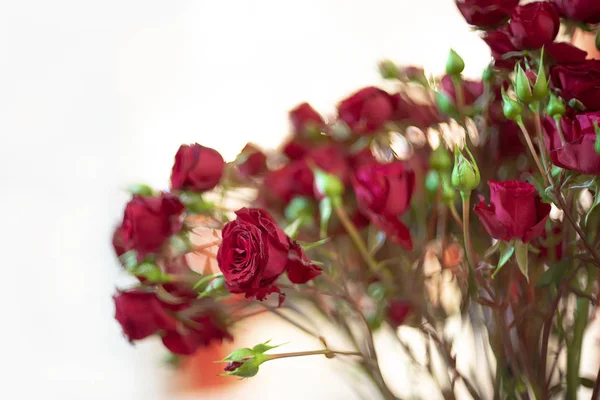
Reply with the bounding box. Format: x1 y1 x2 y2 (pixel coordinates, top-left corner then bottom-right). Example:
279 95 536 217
338 87 394 135
216 208 320 300
543 111 600 174
386 299 412 327
474 180 551 243
161 313 232 355
455 0 519 27
551 60 600 110
507 2 560 50
112 227 126 257
263 161 314 205
392 93 442 128
546 42 588 64
113 290 176 341
289 102 325 138
236 143 267 177
551 0 600 23
492 120 526 161
170 143 225 192
482 29 518 70
118 193 185 259
282 139 310 160
441 75 484 106
353 161 415 249
306 145 351 187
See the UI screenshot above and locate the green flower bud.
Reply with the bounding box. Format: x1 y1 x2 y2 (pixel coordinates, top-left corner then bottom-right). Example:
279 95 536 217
532 49 548 101
441 175 457 204
378 60 399 80
596 30 600 51
219 341 284 378
514 64 533 103
501 87 523 122
284 196 315 221
127 183 154 197
313 168 344 198
445 49 465 76
425 170 441 195
568 98 586 112
436 92 457 116
451 145 480 193
594 121 600 155
482 65 494 83
429 145 452 172
546 93 566 118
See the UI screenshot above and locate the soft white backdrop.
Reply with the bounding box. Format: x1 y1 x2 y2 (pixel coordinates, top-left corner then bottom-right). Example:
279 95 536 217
1 1 490 399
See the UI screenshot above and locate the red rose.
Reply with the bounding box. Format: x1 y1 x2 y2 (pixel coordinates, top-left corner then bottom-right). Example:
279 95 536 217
338 87 394 135
546 42 588 64
386 299 412 327
114 290 176 341
112 227 126 257
170 143 225 192
507 2 560 50
216 208 321 300
392 94 442 128
474 180 551 243
282 139 310 160
455 0 519 27
489 120 526 161
236 143 267 177
161 313 232 355
118 193 185 259
551 60 600 111
441 75 484 106
289 102 325 138
353 161 415 249
543 111 600 174
551 0 600 23
263 161 314 205
306 145 351 188
482 29 518 70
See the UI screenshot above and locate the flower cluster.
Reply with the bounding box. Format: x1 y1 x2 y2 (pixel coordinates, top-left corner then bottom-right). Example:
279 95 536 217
110 2 600 398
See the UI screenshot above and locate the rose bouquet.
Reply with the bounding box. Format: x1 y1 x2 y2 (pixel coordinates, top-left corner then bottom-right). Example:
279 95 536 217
111 1 600 398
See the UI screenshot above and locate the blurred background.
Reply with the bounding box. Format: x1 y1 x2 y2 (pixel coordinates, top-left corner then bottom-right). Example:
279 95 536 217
1 1 499 399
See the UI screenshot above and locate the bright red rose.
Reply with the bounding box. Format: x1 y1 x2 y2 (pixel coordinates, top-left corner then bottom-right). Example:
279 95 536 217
543 111 600 174
113 290 176 341
338 87 395 135
551 0 600 23
282 139 310 160
441 75 484 106
236 143 267 177
474 180 551 243
386 299 412 327
546 42 588 64
289 102 325 138
353 161 415 249
551 60 600 111
455 0 519 27
263 161 314 205
170 143 225 192
482 29 518 70
216 208 321 300
507 2 560 50
118 193 185 259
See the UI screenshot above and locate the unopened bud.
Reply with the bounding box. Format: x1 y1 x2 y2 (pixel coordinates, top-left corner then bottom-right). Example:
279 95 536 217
532 49 548 101
514 64 533 103
568 98 586 112
451 145 480 193
429 145 452 172
446 49 465 76
378 60 399 80
436 92 457 116
596 30 600 51
547 93 566 118
594 122 600 154
501 87 523 122
482 65 494 83
127 183 154 197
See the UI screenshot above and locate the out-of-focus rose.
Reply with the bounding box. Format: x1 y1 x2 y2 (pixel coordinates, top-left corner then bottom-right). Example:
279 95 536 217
306 145 351 186
117 193 185 259
236 143 267 177
440 75 484 106
474 180 551 243
551 60 600 110
216 208 321 300
161 313 233 355
114 290 176 341
392 93 442 128
543 111 600 174
507 2 560 50
455 0 519 27
482 29 518 70
386 299 412 327
338 87 395 135
551 0 600 24
263 161 314 205
289 102 325 139
546 42 588 64
353 161 415 249
171 144 225 192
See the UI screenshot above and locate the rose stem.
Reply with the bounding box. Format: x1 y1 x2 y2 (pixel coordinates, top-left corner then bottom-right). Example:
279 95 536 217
533 108 549 173
517 119 548 186
256 302 321 339
266 349 362 361
448 201 463 230
461 192 476 269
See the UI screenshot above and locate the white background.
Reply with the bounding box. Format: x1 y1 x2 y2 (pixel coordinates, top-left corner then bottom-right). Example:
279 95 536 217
0 1 493 399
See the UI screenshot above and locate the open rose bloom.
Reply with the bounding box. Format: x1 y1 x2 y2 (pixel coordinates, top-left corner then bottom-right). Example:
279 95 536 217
109 3 600 398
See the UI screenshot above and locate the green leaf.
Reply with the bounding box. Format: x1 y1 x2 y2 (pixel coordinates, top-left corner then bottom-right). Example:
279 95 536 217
119 250 139 269
367 226 387 256
198 275 229 299
514 240 529 282
127 261 173 283
284 218 304 239
484 240 501 259
298 237 331 251
585 186 600 227
536 259 570 288
319 197 333 239
193 273 222 290
580 377 595 388
492 241 514 279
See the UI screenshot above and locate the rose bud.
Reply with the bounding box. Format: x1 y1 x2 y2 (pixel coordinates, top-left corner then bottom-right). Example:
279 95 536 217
507 2 560 50
474 180 551 243
551 60 600 111
170 143 225 192
455 0 519 27
353 160 415 249
543 111 600 174
117 193 185 259
289 102 325 139
235 143 267 177
263 161 314 206
161 312 232 355
451 145 480 193
113 289 176 341
445 49 465 76
482 29 519 70
386 299 412 327
440 75 484 106
337 87 395 135
216 208 321 301
551 0 600 24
